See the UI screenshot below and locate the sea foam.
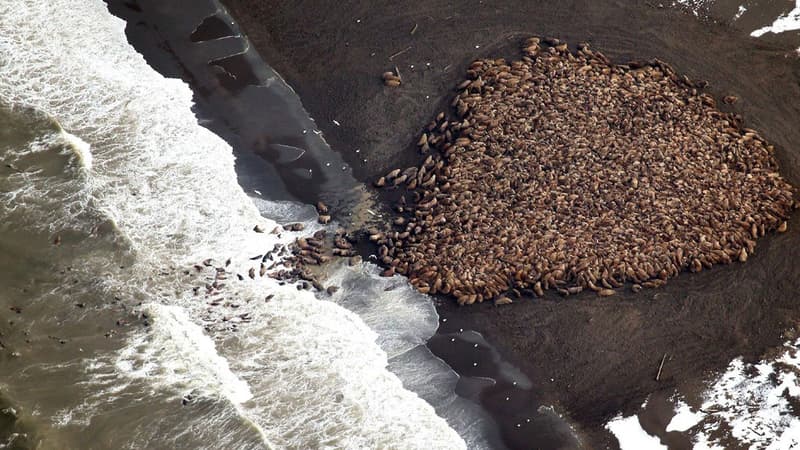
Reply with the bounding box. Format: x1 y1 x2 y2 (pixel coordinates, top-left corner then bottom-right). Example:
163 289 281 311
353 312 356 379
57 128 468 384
0 1 468 448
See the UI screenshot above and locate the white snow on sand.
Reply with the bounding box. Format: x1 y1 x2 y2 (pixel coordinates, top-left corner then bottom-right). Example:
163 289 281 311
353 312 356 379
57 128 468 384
751 0 800 37
609 340 800 448
674 0 714 17
688 339 800 448
733 5 747 21
606 412 666 450
665 401 704 433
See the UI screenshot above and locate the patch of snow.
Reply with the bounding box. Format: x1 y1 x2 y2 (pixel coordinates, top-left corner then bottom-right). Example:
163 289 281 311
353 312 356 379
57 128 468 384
751 0 800 37
693 340 800 448
693 433 726 450
665 401 705 432
733 5 747 21
606 414 666 450
673 0 714 17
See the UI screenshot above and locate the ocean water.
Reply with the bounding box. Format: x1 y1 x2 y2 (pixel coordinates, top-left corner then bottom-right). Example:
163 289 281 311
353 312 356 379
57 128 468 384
0 1 492 448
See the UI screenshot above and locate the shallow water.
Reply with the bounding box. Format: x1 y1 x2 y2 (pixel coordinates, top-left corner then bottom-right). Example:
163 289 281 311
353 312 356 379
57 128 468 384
0 1 501 448
6 0 798 448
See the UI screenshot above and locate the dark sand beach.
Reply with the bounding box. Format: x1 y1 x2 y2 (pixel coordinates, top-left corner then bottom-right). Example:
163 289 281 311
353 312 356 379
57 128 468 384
0 0 797 448
220 1 800 447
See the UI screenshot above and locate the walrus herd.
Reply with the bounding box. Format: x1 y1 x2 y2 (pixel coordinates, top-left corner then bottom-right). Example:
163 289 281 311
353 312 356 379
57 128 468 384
372 37 797 305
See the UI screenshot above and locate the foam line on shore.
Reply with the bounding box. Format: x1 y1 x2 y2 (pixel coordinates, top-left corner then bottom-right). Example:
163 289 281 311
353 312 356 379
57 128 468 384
0 1 467 447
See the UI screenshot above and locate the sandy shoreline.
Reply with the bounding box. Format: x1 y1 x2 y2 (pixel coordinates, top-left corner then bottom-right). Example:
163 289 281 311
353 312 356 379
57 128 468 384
222 0 800 447
7 0 799 447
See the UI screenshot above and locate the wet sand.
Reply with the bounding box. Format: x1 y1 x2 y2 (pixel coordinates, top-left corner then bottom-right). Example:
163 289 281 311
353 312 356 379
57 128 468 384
221 0 800 448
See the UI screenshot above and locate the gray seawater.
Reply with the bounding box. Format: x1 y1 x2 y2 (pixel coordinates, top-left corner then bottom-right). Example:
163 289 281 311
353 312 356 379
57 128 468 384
0 98 272 449
0 1 495 449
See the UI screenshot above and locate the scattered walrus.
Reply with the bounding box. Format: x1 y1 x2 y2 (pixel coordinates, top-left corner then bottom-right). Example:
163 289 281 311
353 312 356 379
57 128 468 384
382 69 402 87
